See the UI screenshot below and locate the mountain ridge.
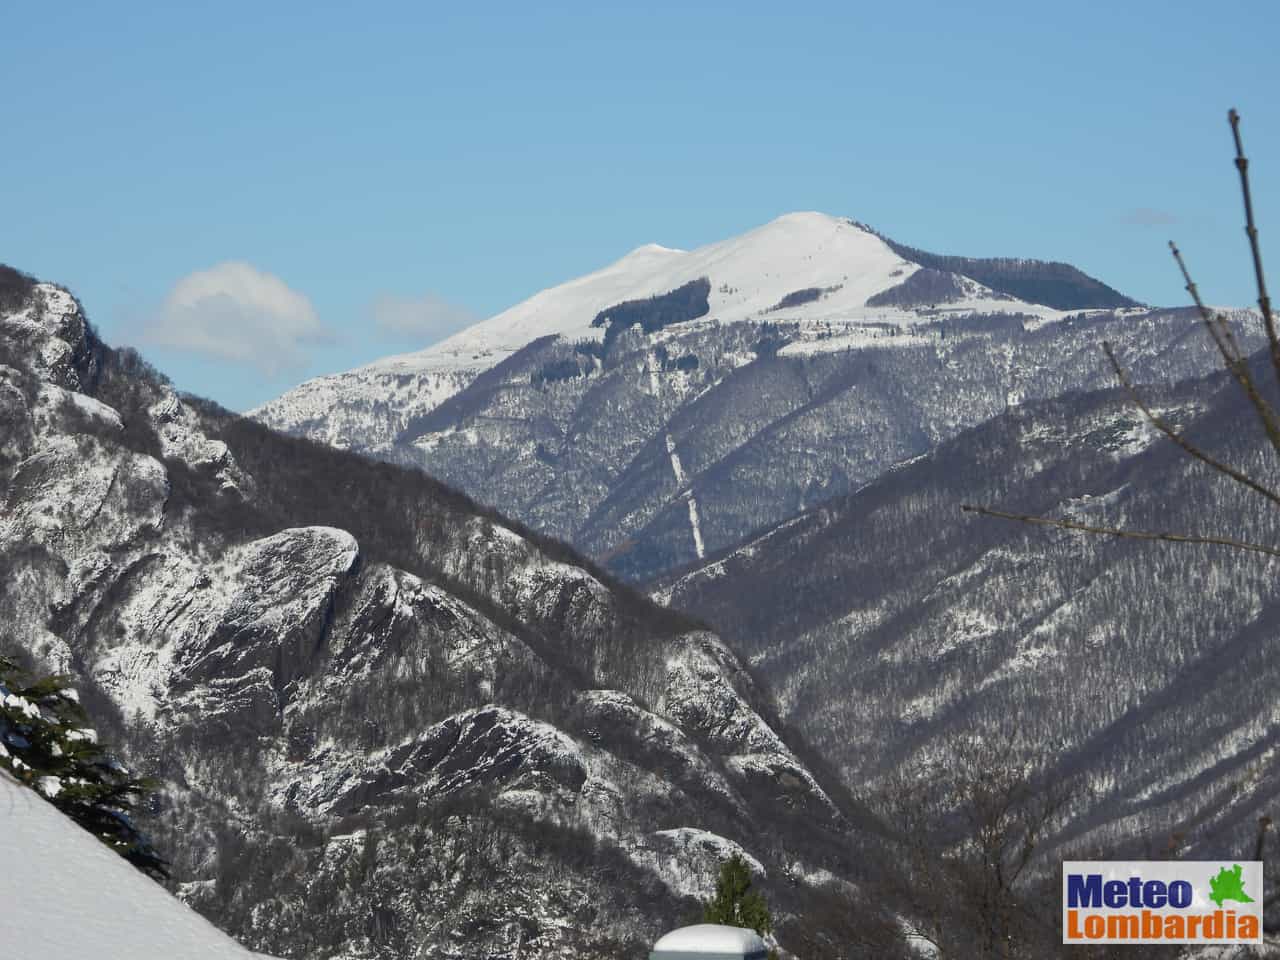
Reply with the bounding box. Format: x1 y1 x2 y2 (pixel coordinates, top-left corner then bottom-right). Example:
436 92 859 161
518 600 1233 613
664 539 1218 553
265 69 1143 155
256 211 1115 401
655 356 1280 895
252 212 1169 584
0 271 878 959
857 221 1143 310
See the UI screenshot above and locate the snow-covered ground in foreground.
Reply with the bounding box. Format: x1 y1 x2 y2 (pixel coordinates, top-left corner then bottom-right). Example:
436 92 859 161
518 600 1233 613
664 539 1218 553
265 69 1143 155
0 772 272 959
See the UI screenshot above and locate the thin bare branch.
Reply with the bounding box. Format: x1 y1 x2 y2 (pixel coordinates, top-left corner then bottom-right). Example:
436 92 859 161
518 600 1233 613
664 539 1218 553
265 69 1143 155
1213 311 1247 365
1171 240 1242 360
1230 109 1278 380
960 503 1280 558
1170 242 1246 367
1170 241 1280 456
1102 342 1280 508
965 115 1280 563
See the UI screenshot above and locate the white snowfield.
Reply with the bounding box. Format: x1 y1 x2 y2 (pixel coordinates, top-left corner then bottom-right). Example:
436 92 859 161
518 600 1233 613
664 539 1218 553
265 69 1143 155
351 211 1049 376
0 772 273 960
251 211 1059 443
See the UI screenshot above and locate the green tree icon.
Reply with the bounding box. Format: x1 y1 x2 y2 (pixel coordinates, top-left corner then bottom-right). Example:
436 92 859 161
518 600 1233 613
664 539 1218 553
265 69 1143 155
1208 865 1255 908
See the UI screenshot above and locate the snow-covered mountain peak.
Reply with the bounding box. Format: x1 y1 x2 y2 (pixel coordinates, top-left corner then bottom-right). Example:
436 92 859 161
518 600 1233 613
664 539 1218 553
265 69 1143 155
687 211 910 314
346 211 949 378
255 212 1105 451
727 209 867 241
363 238 691 374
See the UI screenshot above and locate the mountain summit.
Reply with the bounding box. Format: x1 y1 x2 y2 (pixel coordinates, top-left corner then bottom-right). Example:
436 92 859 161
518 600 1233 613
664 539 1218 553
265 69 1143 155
377 213 975 372
254 214 1152 580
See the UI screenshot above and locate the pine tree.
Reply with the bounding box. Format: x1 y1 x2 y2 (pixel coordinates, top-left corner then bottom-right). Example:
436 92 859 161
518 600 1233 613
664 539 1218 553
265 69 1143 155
703 853 773 937
0 656 168 880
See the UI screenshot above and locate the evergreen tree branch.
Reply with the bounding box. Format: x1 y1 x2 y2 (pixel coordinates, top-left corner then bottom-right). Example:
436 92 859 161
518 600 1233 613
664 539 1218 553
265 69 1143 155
0 659 168 880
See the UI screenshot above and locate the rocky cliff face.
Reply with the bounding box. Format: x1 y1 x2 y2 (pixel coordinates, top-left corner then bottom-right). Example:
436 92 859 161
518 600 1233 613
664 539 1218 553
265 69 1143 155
0 271 868 959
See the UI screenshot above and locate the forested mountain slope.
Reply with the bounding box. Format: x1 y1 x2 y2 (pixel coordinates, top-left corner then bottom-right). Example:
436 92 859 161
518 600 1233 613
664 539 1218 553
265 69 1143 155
659 355 1280 879
255 214 1205 583
0 267 872 959
869 226 1141 310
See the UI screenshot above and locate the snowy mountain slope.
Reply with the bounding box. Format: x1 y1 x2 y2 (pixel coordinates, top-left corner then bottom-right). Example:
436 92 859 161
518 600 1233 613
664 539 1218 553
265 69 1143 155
299 303 1261 584
0 271 880 959
252 215 1227 582
300 213 1044 378
250 213 1017 449
655 359 1280 908
245 365 472 450
0 771 272 960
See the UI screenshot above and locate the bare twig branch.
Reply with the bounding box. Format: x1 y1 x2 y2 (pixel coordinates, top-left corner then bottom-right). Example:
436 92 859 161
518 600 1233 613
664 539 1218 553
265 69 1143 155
1213 311 1247 365
1169 242 1280 456
965 112 1280 562
1102 342 1280 508
1171 240 1239 357
1230 109 1277 378
959 503 1280 558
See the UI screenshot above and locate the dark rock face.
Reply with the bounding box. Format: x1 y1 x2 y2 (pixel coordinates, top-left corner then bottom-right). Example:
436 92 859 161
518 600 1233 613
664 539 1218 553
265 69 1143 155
323 707 592 818
0 370 35 466
171 528 358 692
0 274 865 959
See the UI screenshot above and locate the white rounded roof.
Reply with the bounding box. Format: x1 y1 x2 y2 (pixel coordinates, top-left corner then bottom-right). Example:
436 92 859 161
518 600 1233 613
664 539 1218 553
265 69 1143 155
652 924 767 954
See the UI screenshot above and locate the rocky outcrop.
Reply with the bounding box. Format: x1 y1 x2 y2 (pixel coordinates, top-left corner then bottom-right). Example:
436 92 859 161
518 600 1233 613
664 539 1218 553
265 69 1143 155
0 274 861 959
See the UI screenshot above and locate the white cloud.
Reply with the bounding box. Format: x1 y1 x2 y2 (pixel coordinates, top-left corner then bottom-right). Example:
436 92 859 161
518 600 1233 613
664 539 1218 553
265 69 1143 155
368 293 480 344
140 262 329 376
1119 207 1179 227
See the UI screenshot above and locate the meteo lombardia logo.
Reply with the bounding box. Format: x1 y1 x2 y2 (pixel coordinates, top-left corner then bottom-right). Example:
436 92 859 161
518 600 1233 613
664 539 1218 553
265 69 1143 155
1063 861 1263 945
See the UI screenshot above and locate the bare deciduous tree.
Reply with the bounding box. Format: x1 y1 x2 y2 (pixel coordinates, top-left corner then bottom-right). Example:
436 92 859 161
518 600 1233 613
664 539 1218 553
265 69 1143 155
963 110 1278 558
960 109 1278 941
869 736 1081 959
777 883 909 960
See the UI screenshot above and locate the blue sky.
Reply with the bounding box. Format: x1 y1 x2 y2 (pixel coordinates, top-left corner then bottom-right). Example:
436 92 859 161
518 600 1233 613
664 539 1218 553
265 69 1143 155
4 1 1278 411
